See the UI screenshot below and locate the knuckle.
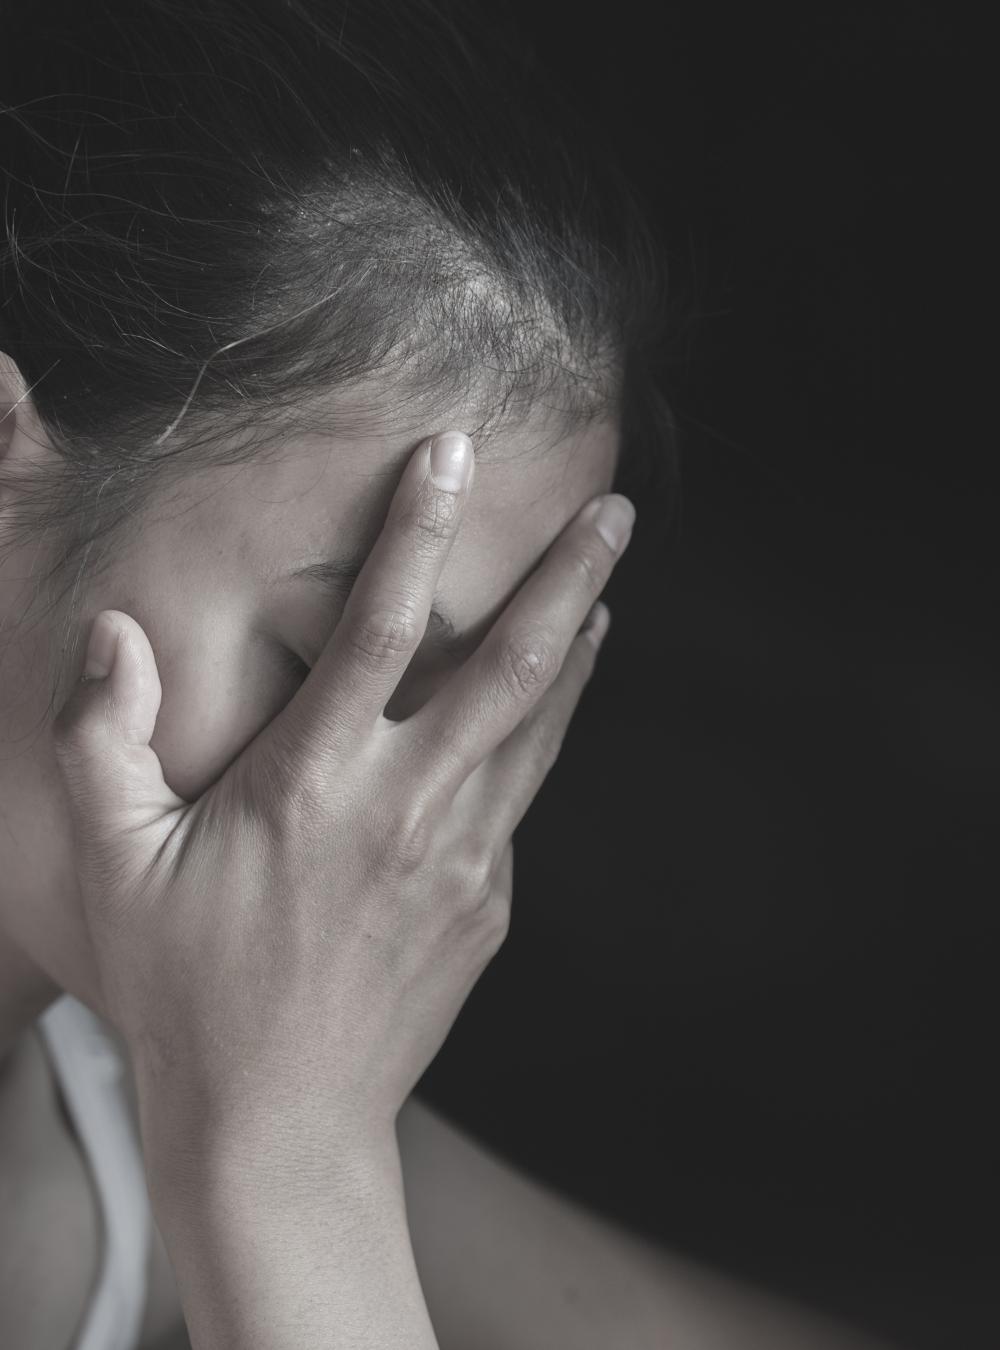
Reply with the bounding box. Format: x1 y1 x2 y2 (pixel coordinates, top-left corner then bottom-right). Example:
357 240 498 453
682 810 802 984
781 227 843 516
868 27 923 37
477 891 512 954
461 850 497 905
441 846 495 916
496 625 559 700
387 799 434 872
346 603 421 668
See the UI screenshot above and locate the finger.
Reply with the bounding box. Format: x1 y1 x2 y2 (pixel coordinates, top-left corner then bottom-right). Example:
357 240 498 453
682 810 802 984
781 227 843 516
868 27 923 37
270 431 474 768
50 609 188 901
404 492 632 803
466 603 609 843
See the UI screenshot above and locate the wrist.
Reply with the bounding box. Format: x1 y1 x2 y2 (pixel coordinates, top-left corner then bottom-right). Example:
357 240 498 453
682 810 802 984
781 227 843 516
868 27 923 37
135 1100 438 1350
133 1071 399 1222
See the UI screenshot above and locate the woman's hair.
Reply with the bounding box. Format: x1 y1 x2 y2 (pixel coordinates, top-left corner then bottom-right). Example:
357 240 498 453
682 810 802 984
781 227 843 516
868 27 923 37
0 0 679 709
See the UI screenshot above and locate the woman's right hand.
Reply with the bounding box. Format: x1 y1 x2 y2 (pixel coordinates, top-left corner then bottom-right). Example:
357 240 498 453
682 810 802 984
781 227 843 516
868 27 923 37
50 429 634 1171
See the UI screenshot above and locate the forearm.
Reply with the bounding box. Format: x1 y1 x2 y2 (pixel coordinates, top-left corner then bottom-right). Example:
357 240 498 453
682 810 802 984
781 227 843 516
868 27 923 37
398 1096 896 1350
142 1115 440 1350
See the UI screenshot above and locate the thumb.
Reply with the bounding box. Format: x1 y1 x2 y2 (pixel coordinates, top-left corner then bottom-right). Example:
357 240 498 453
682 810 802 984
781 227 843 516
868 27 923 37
52 610 188 892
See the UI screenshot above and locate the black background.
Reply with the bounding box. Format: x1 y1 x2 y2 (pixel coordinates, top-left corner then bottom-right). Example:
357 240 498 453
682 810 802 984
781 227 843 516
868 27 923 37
416 5 996 1348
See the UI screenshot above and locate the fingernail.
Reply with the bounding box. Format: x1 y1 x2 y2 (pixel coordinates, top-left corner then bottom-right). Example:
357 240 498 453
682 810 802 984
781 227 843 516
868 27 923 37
592 496 635 553
84 612 118 681
429 432 473 492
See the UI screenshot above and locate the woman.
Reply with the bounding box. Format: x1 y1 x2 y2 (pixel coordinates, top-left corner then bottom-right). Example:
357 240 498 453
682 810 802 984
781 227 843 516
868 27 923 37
1 1 898 1346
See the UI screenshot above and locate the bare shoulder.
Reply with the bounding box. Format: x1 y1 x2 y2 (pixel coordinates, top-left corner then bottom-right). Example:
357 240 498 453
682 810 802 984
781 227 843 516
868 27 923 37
396 1095 902 1350
0 1027 101 1350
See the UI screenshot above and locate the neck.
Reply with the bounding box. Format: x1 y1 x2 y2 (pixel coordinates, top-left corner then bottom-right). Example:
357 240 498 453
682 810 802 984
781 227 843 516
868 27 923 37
0 927 61 1062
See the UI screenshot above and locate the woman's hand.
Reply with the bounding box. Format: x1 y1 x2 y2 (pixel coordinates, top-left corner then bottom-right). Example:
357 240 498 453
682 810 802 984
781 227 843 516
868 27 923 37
50 430 633 1169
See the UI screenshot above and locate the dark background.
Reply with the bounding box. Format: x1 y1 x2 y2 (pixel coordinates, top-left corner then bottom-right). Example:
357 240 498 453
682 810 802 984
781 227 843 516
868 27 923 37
416 4 996 1348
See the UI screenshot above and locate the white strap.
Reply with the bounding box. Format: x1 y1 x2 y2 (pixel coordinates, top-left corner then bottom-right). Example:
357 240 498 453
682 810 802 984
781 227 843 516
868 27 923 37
37 995 151 1350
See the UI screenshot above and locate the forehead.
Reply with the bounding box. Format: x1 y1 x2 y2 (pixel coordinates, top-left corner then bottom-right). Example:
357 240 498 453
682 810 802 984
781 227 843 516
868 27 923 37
160 414 619 643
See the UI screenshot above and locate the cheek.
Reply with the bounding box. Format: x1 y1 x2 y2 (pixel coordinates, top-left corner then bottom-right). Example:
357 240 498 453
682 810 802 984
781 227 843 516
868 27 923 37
143 606 458 800
148 630 293 801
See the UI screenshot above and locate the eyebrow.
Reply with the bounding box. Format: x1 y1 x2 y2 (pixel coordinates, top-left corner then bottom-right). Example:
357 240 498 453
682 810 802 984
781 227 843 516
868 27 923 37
287 555 476 659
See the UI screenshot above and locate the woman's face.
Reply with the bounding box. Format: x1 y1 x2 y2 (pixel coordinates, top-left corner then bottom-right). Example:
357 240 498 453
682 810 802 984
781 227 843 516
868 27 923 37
0 403 619 1025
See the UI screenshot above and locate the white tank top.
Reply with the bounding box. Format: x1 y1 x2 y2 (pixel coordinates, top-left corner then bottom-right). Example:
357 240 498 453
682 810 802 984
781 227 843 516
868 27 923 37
36 994 151 1350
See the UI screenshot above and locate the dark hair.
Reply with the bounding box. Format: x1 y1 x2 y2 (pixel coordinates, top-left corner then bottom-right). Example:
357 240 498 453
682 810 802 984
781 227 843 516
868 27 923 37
1 0 677 709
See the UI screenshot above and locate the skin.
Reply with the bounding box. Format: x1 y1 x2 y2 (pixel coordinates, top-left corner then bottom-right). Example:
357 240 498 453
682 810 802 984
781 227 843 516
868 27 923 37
0 394 617 1034
0 358 898 1349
